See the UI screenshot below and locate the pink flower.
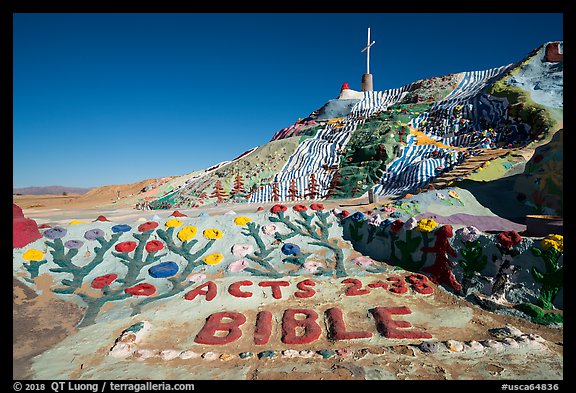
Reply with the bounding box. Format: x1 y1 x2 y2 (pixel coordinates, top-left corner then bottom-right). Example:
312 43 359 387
303 260 323 273
353 256 374 267
186 273 206 283
383 205 396 213
262 225 278 236
231 244 254 257
227 259 249 272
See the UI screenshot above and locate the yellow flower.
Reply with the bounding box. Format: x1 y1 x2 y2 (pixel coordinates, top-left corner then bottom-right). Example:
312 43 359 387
416 218 438 233
203 253 223 265
178 226 197 242
203 228 223 239
448 190 460 199
165 219 183 228
541 234 563 253
69 220 87 225
233 216 251 226
23 249 44 261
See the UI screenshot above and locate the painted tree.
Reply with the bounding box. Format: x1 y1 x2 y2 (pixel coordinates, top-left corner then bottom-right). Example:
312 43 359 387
351 182 363 197
231 173 246 198
304 173 320 200
287 179 300 201
271 181 281 202
324 172 342 199
209 180 228 203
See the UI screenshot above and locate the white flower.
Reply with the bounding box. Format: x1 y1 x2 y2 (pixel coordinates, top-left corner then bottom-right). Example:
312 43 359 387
262 225 278 236
227 259 249 272
231 244 254 257
303 261 323 273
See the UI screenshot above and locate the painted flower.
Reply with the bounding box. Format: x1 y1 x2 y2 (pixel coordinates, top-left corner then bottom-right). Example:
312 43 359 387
44 227 67 240
416 218 439 233
231 244 254 257
303 260 323 273
233 216 252 226
340 210 351 218
115 241 137 253
383 204 396 213
111 224 132 233
165 219 183 228
457 226 482 243
436 192 446 200
203 253 224 265
187 272 206 282
353 256 374 267
203 228 223 239
448 190 460 199
390 212 402 219
497 231 522 249
281 243 300 255
91 274 118 289
178 226 197 242
64 240 84 249
84 228 105 240
227 259 249 273
351 212 365 222
262 224 278 236
379 218 394 229
145 240 164 253
540 234 563 253
138 221 159 232
271 204 287 214
293 204 307 212
391 219 404 233
22 249 44 261
125 283 156 297
310 203 324 211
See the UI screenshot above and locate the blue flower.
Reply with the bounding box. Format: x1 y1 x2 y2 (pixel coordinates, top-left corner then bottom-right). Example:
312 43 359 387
44 227 67 240
64 240 84 249
350 212 365 222
84 228 105 240
111 224 132 233
390 212 402 218
281 243 300 255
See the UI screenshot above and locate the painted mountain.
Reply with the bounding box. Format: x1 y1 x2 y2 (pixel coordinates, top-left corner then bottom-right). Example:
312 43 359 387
142 42 562 215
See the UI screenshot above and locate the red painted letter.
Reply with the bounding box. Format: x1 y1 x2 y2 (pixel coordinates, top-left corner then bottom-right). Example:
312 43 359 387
295 279 316 298
282 309 322 345
185 280 217 301
259 280 290 299
370 306 432 339
325 307 372 340
228 280 253 298
342 278 371 296
194 311 246 345
254 311 273 345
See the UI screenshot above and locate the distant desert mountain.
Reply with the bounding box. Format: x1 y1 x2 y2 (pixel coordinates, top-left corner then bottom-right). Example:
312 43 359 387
13 186 93 195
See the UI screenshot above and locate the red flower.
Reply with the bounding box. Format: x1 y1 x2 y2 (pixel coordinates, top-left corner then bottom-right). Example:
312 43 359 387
138 221 159 232
340 210 350 218
310 203 324 211
125 283 156 297
270 204 287 214
497 231 522 249
145 240 164 253
256 206 264 212
391 219 404 233
293 204 307 212
115 241 137 253
91 274 118 289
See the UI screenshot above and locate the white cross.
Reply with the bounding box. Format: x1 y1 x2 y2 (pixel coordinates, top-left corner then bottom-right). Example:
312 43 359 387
361 27 376 74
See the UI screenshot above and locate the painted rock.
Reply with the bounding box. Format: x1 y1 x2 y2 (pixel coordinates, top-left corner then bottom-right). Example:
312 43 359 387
418 341 446 353
480 339 504 350
488 325 523 339
317 349 335 359
171 211 187 217
219 353 235 361
13 204 42 248
281 349 299 358
149 262 179 278
239 352 253 359
134 349 157 361
501 338 520 348
160 350 180 361
299 350 316 358
202 352 219 361
258 350 276 359
179 350 201 360
445 339 464 352
465 341 485 351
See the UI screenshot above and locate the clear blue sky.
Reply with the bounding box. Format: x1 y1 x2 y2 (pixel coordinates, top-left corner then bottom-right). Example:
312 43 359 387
13 13 563 188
